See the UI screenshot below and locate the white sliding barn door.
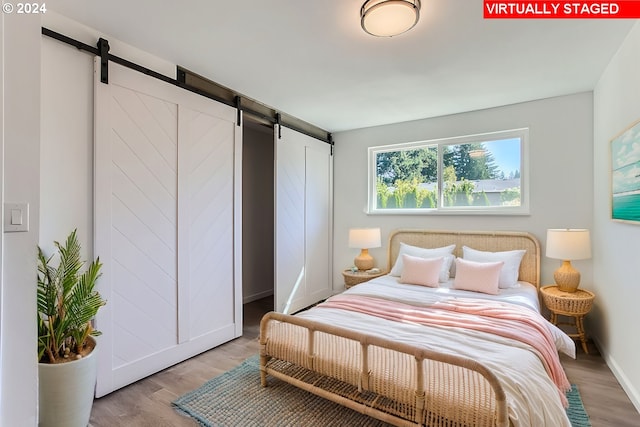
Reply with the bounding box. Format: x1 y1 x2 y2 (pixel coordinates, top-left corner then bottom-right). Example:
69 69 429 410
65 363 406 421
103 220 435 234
94 60 241 397
177 102 241 343
275 126 333 314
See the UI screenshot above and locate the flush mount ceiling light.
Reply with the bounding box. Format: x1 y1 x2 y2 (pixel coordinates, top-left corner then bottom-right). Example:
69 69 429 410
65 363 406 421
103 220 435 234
361 0 421 37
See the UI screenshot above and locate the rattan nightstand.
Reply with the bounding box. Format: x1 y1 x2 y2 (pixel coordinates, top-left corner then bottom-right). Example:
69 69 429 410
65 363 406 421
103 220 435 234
342 269 386 289
540 284 595 354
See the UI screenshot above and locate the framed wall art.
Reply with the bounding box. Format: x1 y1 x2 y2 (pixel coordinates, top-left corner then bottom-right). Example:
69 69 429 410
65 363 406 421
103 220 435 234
611 119 640 223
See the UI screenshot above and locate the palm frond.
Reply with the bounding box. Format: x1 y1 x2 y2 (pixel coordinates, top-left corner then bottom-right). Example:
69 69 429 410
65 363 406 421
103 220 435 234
37 246 58 317
36 229 105 362
55 230 83 298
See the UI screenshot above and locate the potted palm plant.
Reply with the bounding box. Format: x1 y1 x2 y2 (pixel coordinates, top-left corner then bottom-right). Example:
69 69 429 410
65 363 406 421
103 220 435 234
37 229 106 427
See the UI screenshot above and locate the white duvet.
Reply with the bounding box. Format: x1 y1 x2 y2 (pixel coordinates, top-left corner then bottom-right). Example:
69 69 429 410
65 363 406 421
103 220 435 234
297 276 574 427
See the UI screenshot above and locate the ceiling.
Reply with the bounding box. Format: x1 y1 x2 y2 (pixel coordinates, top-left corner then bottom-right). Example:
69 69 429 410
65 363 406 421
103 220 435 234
49 1 636 133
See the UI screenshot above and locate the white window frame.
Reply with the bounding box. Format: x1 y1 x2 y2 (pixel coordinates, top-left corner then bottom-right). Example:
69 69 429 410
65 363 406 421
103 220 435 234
367 128 529 215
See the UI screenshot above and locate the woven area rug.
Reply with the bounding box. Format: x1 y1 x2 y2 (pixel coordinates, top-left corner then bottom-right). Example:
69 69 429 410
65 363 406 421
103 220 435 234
566 384 591 427
173 355 591 427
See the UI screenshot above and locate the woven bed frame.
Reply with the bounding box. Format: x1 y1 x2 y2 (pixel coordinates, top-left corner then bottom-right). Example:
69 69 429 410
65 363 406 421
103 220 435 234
260 229 541 427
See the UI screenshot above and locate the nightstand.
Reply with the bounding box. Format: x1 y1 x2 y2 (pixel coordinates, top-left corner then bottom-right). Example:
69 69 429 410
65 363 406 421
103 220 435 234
342 269 386 289
540 285 595 354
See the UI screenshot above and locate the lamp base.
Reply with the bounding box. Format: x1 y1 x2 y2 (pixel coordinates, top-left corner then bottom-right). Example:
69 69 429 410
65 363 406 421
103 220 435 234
354 249 374 271
554 260 581 292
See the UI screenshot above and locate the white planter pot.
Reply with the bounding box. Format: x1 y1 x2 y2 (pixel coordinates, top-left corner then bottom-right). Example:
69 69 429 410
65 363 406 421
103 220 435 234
38 339 97 427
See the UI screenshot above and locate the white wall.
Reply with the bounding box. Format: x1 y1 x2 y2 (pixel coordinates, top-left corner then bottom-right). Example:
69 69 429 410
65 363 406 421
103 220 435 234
40 36 95 256
333 93 594 289
593 21 640 411
0 12 41 427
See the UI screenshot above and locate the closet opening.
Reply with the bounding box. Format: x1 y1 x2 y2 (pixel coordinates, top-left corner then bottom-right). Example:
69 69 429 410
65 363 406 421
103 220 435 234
242 117 275 320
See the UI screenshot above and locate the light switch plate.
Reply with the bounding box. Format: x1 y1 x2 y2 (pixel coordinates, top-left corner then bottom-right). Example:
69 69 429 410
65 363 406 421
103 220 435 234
4 202 29 232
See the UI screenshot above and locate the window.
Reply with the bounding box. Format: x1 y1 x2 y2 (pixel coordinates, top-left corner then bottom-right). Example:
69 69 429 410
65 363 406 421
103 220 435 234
368 129 528 214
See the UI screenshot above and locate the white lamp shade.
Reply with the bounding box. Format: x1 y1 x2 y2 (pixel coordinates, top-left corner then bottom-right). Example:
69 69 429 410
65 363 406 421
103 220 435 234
361 0 421 37
348 228 381 249
546 229 591 260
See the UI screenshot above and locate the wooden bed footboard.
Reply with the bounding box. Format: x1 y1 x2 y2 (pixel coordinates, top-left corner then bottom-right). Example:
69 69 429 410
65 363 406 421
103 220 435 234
260 312 509 427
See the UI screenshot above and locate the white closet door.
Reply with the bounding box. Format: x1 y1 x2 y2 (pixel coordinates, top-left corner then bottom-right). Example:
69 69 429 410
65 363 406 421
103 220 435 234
304 141 332 303
274 130 305 313
94 60 241 397
177 102 242 342
275 126 333 314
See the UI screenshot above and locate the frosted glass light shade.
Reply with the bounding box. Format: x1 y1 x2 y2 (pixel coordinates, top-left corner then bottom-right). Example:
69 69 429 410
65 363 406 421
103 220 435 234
361 0 421 37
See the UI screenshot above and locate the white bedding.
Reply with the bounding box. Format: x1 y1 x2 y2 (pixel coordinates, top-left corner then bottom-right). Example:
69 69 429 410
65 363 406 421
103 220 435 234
297 276 574 427
355 274 542 311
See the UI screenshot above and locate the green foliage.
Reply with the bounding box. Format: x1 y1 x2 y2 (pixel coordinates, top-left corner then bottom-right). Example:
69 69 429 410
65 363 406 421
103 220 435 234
37 230 106 363
444 179 475 206
473 191 490 206
374 139 521 209
444 143 500 181
376 177 437 209
392 179 413 208
442 165 457 183
376 147 437 186
501 187 521 205
412 178 429 208
426 191 436 208
376 177 391 208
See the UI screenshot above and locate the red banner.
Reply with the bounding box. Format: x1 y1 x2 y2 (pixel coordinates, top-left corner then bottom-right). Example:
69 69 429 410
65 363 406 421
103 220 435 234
484 1 640 18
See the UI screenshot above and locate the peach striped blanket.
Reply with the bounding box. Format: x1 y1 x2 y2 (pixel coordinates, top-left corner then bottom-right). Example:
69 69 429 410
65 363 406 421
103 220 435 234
319 293 571 406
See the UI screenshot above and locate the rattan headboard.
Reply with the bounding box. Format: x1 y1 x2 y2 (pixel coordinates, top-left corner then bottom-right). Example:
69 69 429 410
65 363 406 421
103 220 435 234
387 229 541 287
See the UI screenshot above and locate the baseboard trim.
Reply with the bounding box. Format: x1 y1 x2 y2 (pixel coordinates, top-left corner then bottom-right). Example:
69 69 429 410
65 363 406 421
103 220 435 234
592 336 640 412
243 290 273 305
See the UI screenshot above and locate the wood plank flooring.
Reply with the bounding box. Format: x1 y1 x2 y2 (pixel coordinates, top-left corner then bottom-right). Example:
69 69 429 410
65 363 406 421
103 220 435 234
90 297 640 427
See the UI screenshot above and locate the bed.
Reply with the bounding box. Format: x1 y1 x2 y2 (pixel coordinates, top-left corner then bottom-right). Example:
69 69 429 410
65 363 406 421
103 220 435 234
259 229 575 427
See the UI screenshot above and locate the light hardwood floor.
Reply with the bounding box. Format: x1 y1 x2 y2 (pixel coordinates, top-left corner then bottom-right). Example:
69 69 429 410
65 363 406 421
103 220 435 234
90 297 640 427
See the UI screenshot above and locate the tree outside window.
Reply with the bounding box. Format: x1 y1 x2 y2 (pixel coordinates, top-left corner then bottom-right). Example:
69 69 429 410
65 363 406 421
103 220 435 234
369 129 528 214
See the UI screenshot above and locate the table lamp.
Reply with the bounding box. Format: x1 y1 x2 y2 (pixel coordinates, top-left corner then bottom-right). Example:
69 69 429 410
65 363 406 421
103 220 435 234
348 228 381 271
545 229 591 292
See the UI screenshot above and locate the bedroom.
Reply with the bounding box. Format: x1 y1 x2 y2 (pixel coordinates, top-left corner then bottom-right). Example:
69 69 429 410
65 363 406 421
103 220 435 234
1 1 640 425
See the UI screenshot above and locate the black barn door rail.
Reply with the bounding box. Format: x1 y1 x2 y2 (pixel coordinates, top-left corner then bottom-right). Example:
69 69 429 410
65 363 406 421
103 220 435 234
41 27 333 146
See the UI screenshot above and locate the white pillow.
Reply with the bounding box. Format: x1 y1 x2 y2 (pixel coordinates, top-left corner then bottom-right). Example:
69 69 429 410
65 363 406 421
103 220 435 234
399 254 443 288
390 242 456 282
427 254 455 283
452 258 503 295
462 246 526 289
